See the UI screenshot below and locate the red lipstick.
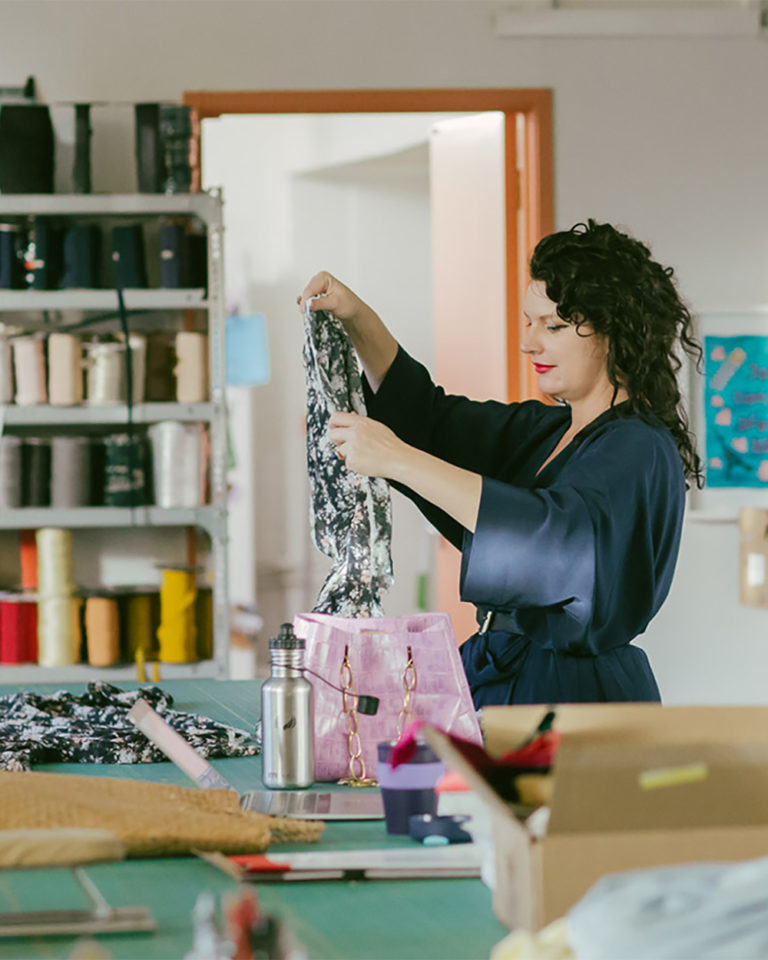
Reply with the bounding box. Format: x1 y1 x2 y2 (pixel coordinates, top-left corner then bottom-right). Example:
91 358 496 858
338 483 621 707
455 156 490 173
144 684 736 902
533 363 555 374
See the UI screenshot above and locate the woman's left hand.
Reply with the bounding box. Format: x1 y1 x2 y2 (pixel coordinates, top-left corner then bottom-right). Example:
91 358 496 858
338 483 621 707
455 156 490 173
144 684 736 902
328 411 407 479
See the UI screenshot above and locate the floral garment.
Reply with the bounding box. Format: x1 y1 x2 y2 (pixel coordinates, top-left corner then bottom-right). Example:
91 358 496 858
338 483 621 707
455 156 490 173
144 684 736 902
0 681 258 771
302 300 393 616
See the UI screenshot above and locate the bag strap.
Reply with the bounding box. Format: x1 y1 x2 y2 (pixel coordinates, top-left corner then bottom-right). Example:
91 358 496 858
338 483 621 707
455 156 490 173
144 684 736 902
336 644 419 788
396 645 417 740
337 645 377 788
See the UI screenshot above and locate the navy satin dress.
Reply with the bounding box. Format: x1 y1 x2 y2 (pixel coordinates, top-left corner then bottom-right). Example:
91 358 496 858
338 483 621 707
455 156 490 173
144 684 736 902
363 347 686 707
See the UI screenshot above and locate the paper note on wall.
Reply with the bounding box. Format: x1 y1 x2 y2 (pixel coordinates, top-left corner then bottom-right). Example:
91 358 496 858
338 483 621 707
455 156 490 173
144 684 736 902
747 553 766 588
739 508 768 607
226 313 270 386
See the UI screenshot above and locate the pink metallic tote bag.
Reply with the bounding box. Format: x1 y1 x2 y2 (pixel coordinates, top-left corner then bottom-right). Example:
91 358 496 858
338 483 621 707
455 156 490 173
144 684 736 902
292 612 482 783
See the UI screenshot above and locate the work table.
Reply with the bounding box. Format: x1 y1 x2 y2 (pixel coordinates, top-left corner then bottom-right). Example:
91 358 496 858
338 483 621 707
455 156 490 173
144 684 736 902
0 678 507 960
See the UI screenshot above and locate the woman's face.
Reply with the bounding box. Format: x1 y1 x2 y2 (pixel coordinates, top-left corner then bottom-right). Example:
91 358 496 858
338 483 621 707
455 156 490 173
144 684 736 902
521 280 612 405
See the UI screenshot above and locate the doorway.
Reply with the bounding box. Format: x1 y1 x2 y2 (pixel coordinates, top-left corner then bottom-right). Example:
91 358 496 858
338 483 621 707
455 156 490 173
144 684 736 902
185 88 553 645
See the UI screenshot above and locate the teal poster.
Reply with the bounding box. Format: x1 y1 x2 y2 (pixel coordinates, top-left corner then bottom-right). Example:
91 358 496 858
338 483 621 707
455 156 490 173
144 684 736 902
705 335 768 487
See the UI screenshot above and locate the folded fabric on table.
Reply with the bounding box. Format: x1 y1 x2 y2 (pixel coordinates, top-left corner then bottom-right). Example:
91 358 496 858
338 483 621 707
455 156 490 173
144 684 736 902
0 681 258 772
0 771 323 858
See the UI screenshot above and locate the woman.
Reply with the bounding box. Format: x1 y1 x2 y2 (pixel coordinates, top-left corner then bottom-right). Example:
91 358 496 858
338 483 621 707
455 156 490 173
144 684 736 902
300 220 703 706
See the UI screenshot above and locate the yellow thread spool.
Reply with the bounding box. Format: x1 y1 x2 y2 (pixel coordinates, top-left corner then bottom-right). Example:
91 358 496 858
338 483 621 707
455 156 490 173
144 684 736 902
157 568 197 663
85 596 120 667
71 596 83 661
123 593 156 660
195 586 213 660
135 647 147 683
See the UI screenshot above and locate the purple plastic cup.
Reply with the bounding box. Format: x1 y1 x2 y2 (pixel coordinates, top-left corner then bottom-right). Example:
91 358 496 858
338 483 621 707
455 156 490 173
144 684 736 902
377 741 445 835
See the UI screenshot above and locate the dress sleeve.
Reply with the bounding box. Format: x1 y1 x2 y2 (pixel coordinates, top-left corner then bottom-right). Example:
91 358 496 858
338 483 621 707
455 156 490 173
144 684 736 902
363 346 555 547
363 346 546 476
460 421 686 655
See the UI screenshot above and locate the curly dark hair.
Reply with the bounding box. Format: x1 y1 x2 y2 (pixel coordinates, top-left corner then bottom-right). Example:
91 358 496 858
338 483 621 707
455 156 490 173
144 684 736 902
529 219 703 488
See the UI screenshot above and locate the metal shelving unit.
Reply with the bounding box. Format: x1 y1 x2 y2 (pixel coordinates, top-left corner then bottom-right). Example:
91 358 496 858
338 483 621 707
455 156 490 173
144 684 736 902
0 289 207 312
0 194 217 217
0 506 218 533
2 401 217 426
0 660 220 684
0 190 229 679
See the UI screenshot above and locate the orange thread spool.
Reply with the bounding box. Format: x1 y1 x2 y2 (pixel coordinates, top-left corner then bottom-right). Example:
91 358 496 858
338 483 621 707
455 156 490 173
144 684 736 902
85 595 120 667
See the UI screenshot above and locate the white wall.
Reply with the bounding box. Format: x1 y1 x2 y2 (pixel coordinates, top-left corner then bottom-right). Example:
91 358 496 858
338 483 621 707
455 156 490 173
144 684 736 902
6 0 768 701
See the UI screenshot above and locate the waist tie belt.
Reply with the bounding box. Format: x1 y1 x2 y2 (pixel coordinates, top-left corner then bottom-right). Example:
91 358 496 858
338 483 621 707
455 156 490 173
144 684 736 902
475 607 521 635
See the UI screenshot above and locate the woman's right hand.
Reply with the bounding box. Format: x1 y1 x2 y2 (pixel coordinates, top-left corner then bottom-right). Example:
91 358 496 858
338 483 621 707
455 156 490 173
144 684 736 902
299 271 399 391
299 271 366 324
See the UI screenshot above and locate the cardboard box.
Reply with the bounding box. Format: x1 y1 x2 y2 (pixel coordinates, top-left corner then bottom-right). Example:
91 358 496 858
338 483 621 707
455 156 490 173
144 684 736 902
424 703 768 931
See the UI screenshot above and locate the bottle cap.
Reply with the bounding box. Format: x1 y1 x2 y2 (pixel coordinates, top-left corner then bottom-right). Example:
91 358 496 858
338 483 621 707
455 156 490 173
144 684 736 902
268 622 305 650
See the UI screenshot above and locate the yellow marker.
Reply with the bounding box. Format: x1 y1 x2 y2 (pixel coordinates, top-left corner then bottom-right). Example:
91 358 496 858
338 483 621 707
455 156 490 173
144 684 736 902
639 763 708 791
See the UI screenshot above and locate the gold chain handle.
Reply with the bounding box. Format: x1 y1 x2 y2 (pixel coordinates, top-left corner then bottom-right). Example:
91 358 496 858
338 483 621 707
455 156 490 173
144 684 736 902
337 645 377 787
396 645 417 740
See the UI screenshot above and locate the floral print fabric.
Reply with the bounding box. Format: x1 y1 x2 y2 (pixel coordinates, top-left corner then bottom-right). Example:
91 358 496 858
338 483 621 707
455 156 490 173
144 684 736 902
0 682 258 772
302 300 393 616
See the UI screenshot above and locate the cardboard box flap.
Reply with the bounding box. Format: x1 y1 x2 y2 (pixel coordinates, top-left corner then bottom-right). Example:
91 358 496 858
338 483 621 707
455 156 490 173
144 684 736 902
480 704 768 834
481 705 558 756
481 703 768 755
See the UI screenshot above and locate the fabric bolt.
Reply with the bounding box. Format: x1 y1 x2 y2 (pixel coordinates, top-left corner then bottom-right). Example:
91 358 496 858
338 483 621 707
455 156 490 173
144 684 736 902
0 681 258 772
302 299 393 616
363 347 685 707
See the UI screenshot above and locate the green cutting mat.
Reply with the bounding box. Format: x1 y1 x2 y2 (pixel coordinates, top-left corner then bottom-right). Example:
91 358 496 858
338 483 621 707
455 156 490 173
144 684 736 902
0 679 508 960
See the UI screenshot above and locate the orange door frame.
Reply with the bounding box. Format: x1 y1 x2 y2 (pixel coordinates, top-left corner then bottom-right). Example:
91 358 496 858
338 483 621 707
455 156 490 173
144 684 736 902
184 87 554 403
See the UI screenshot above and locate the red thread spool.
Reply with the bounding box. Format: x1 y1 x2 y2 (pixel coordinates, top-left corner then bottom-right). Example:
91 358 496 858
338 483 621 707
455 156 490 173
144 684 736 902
0 597 38 663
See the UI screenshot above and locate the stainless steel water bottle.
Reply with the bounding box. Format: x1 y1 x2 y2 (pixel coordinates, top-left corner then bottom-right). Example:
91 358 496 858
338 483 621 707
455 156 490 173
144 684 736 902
261 623 315 789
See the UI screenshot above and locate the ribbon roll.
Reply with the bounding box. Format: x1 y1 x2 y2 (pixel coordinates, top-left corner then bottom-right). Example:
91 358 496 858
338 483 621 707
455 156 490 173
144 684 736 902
0 338 13 403
148 421 204 508
123 591 158 660
22 438 51 507
85 595 120 667
157 567 197 663
175 331 208 403
0 596 37 664
84 340 126 405
0 436 22 508
12 337 47 406
102 432 146 507
51 436 91 508
38 596 80 667
48 333 83 406
36 528 74 598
